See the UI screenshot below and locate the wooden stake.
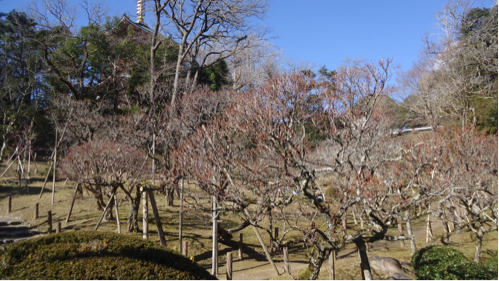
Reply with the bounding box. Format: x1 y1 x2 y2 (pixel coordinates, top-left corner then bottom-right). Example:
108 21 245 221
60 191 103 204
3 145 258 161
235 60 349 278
226 252 233 280
142 190 148 239
147 190 166 246
51 128 57 204
95 187 117 231
66 183 79 223
212 196 218 276
244 209 280 276
114 193 121 234
7 195 12 213
283 246 290 274
179 178 184 254
238 233 243 260
329 249 336 280
56 221 61 233
182 241 188 256
34 203 39 219
39 160 53 199
47 210 52 234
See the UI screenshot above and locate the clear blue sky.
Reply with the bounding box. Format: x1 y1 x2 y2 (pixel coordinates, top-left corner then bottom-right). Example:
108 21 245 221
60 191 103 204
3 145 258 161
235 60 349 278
1 0 493 73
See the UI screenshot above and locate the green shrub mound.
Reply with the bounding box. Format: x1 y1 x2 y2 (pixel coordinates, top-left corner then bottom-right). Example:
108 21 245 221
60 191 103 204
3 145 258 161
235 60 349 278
0 231 216 280
411 246 497 280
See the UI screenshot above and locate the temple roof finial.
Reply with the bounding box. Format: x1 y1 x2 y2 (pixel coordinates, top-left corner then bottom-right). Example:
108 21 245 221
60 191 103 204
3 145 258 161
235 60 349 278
137 0 144 23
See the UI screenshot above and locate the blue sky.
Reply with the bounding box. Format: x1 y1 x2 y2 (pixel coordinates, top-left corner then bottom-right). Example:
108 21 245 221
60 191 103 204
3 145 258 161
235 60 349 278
1 0 494 75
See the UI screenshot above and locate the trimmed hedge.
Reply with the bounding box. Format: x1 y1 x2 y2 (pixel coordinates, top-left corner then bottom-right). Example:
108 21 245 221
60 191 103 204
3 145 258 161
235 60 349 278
0 231 216 280
411 246 497 280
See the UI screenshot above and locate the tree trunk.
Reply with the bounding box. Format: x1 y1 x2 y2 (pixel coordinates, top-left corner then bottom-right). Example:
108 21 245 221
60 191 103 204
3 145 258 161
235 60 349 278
397 221 405 247
309 246 328 280
166 187 174 206
405 210 417 254
473 230 484 264
127 188 141 233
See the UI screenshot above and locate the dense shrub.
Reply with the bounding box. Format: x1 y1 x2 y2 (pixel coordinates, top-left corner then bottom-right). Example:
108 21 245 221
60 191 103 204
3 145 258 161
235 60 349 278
0 231 216 280
485 254 498 275
411 246 496 280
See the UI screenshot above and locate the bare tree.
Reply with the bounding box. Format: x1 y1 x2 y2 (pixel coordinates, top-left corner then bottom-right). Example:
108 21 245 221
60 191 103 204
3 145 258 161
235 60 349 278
156 0 268 105
176 59 409 279
60 140 150 231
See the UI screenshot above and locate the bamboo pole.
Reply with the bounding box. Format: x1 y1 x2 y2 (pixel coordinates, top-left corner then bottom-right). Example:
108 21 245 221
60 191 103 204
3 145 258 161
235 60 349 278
212 195 218 276
114 193 121 234
95 187 117 230
329 249 336 280
142 190 148 239
51 128 57 204
244 208 280 276
147 189 166 246
179 178 184 253
66 183 79 223
283 246 290 274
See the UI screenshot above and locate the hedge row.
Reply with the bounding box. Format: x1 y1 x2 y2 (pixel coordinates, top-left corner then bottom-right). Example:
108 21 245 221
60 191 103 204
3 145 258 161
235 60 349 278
411 246 497 280
0 231 216 280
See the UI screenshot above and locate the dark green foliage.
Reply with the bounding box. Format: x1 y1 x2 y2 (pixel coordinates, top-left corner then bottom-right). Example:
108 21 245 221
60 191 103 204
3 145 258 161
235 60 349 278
198 60 230 91
0 231 216 280
411 246 496 280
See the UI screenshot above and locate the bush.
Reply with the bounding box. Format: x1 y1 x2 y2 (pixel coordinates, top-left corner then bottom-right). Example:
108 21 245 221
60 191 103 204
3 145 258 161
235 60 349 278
485 254 498 276
0 231 216 280
411 246 495 280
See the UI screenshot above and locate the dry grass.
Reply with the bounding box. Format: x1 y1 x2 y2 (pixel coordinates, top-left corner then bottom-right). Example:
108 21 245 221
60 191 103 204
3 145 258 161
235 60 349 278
1 161 497 280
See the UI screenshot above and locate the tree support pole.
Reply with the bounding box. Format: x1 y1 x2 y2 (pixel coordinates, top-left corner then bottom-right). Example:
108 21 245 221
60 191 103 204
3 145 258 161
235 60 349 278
147 189 166 245
244 208 280 276
66 183 80 223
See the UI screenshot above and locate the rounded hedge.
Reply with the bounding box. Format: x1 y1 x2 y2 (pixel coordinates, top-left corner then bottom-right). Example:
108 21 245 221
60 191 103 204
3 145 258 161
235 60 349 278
0 231 216 280
411 246 496 280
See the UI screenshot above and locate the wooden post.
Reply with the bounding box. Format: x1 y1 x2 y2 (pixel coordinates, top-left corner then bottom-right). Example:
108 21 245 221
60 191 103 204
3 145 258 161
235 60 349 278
179 179 184 254
226 252 233 280
329 249 336 280
51 128 57 204
142 190 148 239
34 203 39 219
182 241 188 256
66 183 79 223
238 233 243 260
39 160 53 199
147 190 166 246
56 221 61 233
244 208 280 276
95 187 117 231
47 211 52 234
7 195 11 214
114 193 121 234
283 246 290 274
426 215 433 243
212 195 218 276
